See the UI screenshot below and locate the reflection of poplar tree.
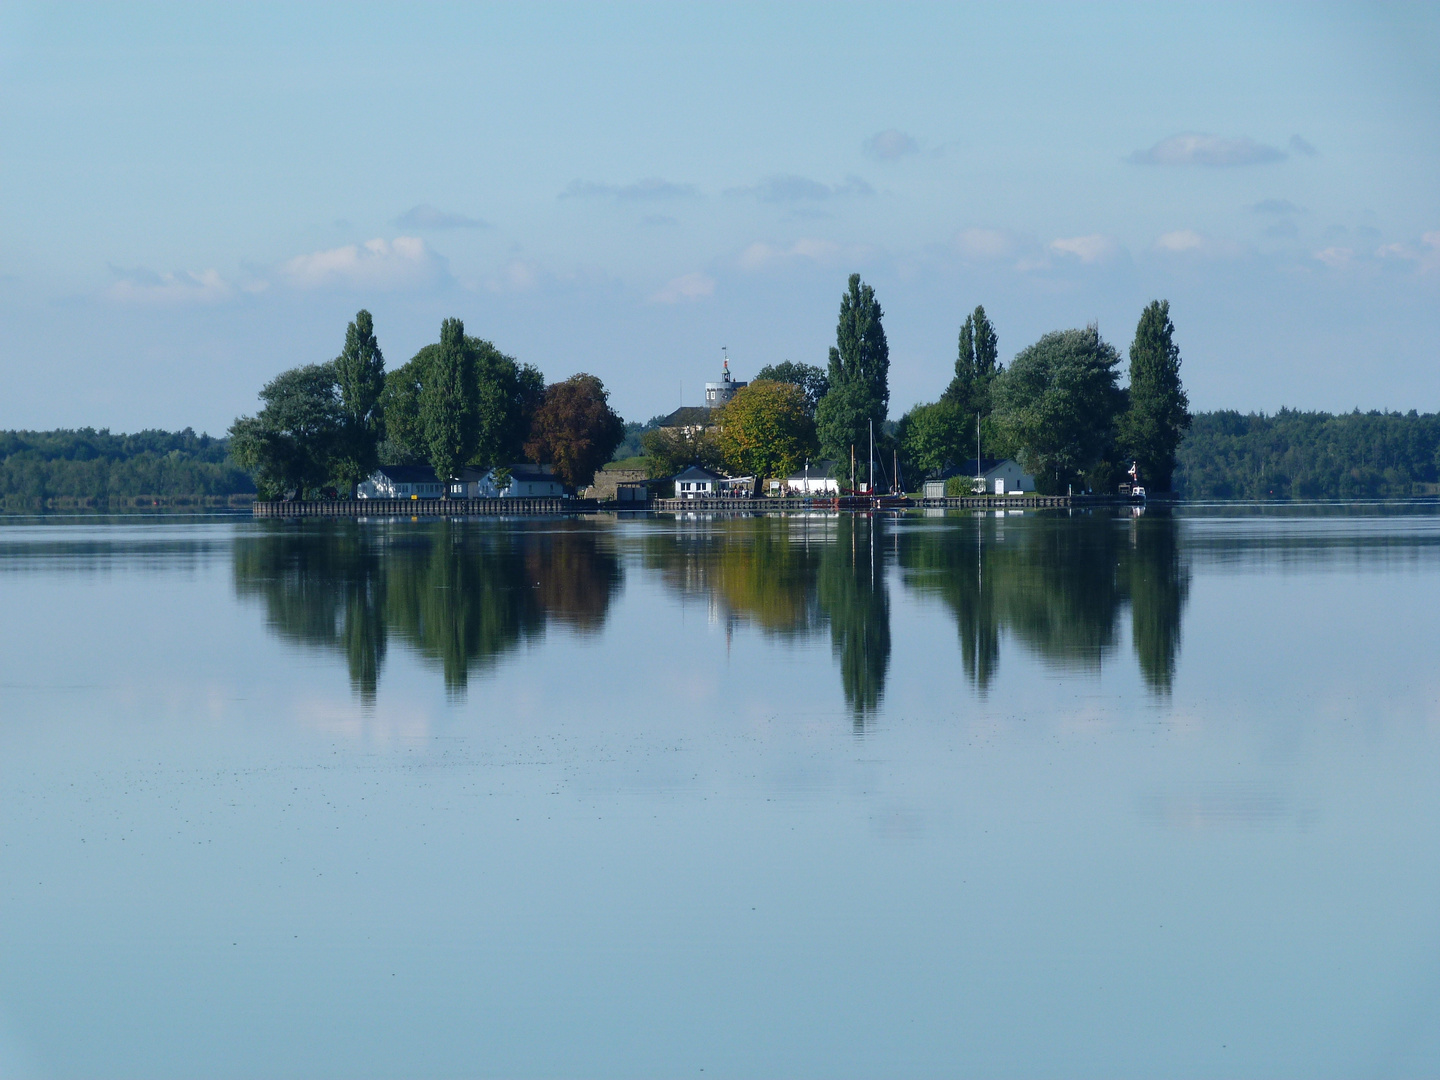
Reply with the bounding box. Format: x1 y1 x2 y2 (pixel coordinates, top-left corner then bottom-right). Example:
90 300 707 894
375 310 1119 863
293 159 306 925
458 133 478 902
816 516 891 724
1126 513 1189 694
898 517 1001 692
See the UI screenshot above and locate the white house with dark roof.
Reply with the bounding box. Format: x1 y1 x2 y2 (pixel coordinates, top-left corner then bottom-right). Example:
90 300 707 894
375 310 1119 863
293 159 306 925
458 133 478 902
357 465 445 499
673 464 723 499
448 464 566 499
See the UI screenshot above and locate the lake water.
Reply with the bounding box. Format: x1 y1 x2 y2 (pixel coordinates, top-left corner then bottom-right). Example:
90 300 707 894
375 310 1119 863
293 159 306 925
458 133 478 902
3 506 1440 1079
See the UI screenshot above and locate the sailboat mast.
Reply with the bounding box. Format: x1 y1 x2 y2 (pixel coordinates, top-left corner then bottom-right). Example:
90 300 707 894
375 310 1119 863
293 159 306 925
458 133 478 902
868 420 874 501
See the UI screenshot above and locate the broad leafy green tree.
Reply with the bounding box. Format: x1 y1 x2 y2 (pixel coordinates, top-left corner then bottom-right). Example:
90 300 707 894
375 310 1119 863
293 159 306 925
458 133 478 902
715 380 818 480
640 426 725 480
331 309 387 495
897 398 967 478
992 326 1125 493
1120 300 1191 490
754 361 830 417
815 274 890 474
524 373 626 489
420 318 478 485
228 362 344 499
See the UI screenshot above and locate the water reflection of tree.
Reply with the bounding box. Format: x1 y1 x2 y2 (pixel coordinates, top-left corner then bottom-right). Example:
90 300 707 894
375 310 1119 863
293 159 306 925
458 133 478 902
899 510 1189 694
233 521 621 701
639 515 890 722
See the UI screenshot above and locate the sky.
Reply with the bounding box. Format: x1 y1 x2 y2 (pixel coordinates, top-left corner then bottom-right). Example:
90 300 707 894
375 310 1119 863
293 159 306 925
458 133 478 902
1 1 1437 435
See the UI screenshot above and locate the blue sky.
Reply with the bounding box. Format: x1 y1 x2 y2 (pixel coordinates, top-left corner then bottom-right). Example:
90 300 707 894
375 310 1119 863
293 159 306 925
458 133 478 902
1 1 1437 433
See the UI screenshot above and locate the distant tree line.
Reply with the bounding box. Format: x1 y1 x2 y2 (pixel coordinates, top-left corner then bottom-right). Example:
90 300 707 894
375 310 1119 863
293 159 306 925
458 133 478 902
0 427 254 504
229 310 625 499
1174 409 1440 499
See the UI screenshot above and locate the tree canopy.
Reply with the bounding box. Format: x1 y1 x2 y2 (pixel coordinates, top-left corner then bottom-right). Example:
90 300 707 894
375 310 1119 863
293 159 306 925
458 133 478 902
816 274 890 471
754 361 830 417
715 380 818 480
331 309 387 494
228 362 345 499
1120 300 1191 490
896 399 968 479
420 317 478 484
992 326 1125 493
524 374 626 488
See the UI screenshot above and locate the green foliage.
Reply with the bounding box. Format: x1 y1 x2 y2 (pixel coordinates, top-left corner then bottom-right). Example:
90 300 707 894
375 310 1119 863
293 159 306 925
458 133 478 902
715 380 818 479
943 304 1001 420
228 362 344 499
613 416 666 461
816 274 890 470
1175 409 1440 499
640 426 724 480
524 373 626 488
331 309 387 493
234 521 622 701
420 318 477 484
992 326 1125 493
754 361 830 416
897 398 968 478
1120 300 1191 491
0 427 253 503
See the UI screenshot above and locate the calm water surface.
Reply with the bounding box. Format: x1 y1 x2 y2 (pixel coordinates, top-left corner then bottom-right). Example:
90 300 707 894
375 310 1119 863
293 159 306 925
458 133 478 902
3 507 1440 1078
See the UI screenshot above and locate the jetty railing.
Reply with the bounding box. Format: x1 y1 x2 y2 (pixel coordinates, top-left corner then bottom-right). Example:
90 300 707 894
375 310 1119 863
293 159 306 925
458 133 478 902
252 497 596 517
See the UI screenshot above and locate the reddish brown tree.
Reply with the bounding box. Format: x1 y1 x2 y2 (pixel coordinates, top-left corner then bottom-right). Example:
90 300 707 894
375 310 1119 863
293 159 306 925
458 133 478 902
523 373 626 489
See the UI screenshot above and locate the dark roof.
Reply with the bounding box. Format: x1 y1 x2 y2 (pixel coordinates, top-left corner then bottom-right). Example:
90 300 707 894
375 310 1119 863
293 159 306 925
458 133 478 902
673 465 724 482
784 459 838 480
659 406 715 428
450 464 559 483
376 465 440 483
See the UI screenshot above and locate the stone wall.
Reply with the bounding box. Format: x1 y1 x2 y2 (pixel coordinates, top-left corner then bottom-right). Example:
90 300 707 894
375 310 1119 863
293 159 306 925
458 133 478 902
585 468 648 500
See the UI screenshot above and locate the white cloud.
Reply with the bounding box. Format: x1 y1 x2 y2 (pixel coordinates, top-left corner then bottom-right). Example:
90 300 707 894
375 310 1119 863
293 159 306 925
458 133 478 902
863 129 919 161
280 236 445 290
1313 246 1354 269
1156 229 1205 253
738 238 842 270
1375 232 1440 273
1130 133 1286 167
955 228 1015 259
1049 234 1119 264
649 272 716 304
106 267 232 304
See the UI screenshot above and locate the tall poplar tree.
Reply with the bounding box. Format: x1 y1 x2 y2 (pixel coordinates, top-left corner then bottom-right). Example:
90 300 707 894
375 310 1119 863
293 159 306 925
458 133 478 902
944 304 1000 420
421 317 477 487
815 273 890 471
1120 300 1191 490
332 309 387 495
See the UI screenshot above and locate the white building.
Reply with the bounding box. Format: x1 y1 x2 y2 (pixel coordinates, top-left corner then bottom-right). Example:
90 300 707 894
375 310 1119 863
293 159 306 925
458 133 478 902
704 357 747 407
357 465 444 499
673 464 723 499
921 458 1035 498
769 460 840 496
448 464 566 499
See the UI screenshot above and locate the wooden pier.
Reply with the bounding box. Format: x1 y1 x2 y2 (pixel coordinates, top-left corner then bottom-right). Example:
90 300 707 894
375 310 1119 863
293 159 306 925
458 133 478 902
252 497 597 518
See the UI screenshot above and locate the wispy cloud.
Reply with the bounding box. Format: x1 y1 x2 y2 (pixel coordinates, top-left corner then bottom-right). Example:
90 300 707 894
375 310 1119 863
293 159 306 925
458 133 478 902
649 272 716 304
738 238 844 270
1049 234 1120 264
1313 246 1354 269
393 204 487 230
728 174 874 202
1130 133 1286 167
863 129 918 161
1289 134 1318 157
560 177 698 201
280 237 446 290
1253 198 1301 215
955 228 1017 260
106 266 232 304
1155 229 1206 253
1376 232 1440 273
